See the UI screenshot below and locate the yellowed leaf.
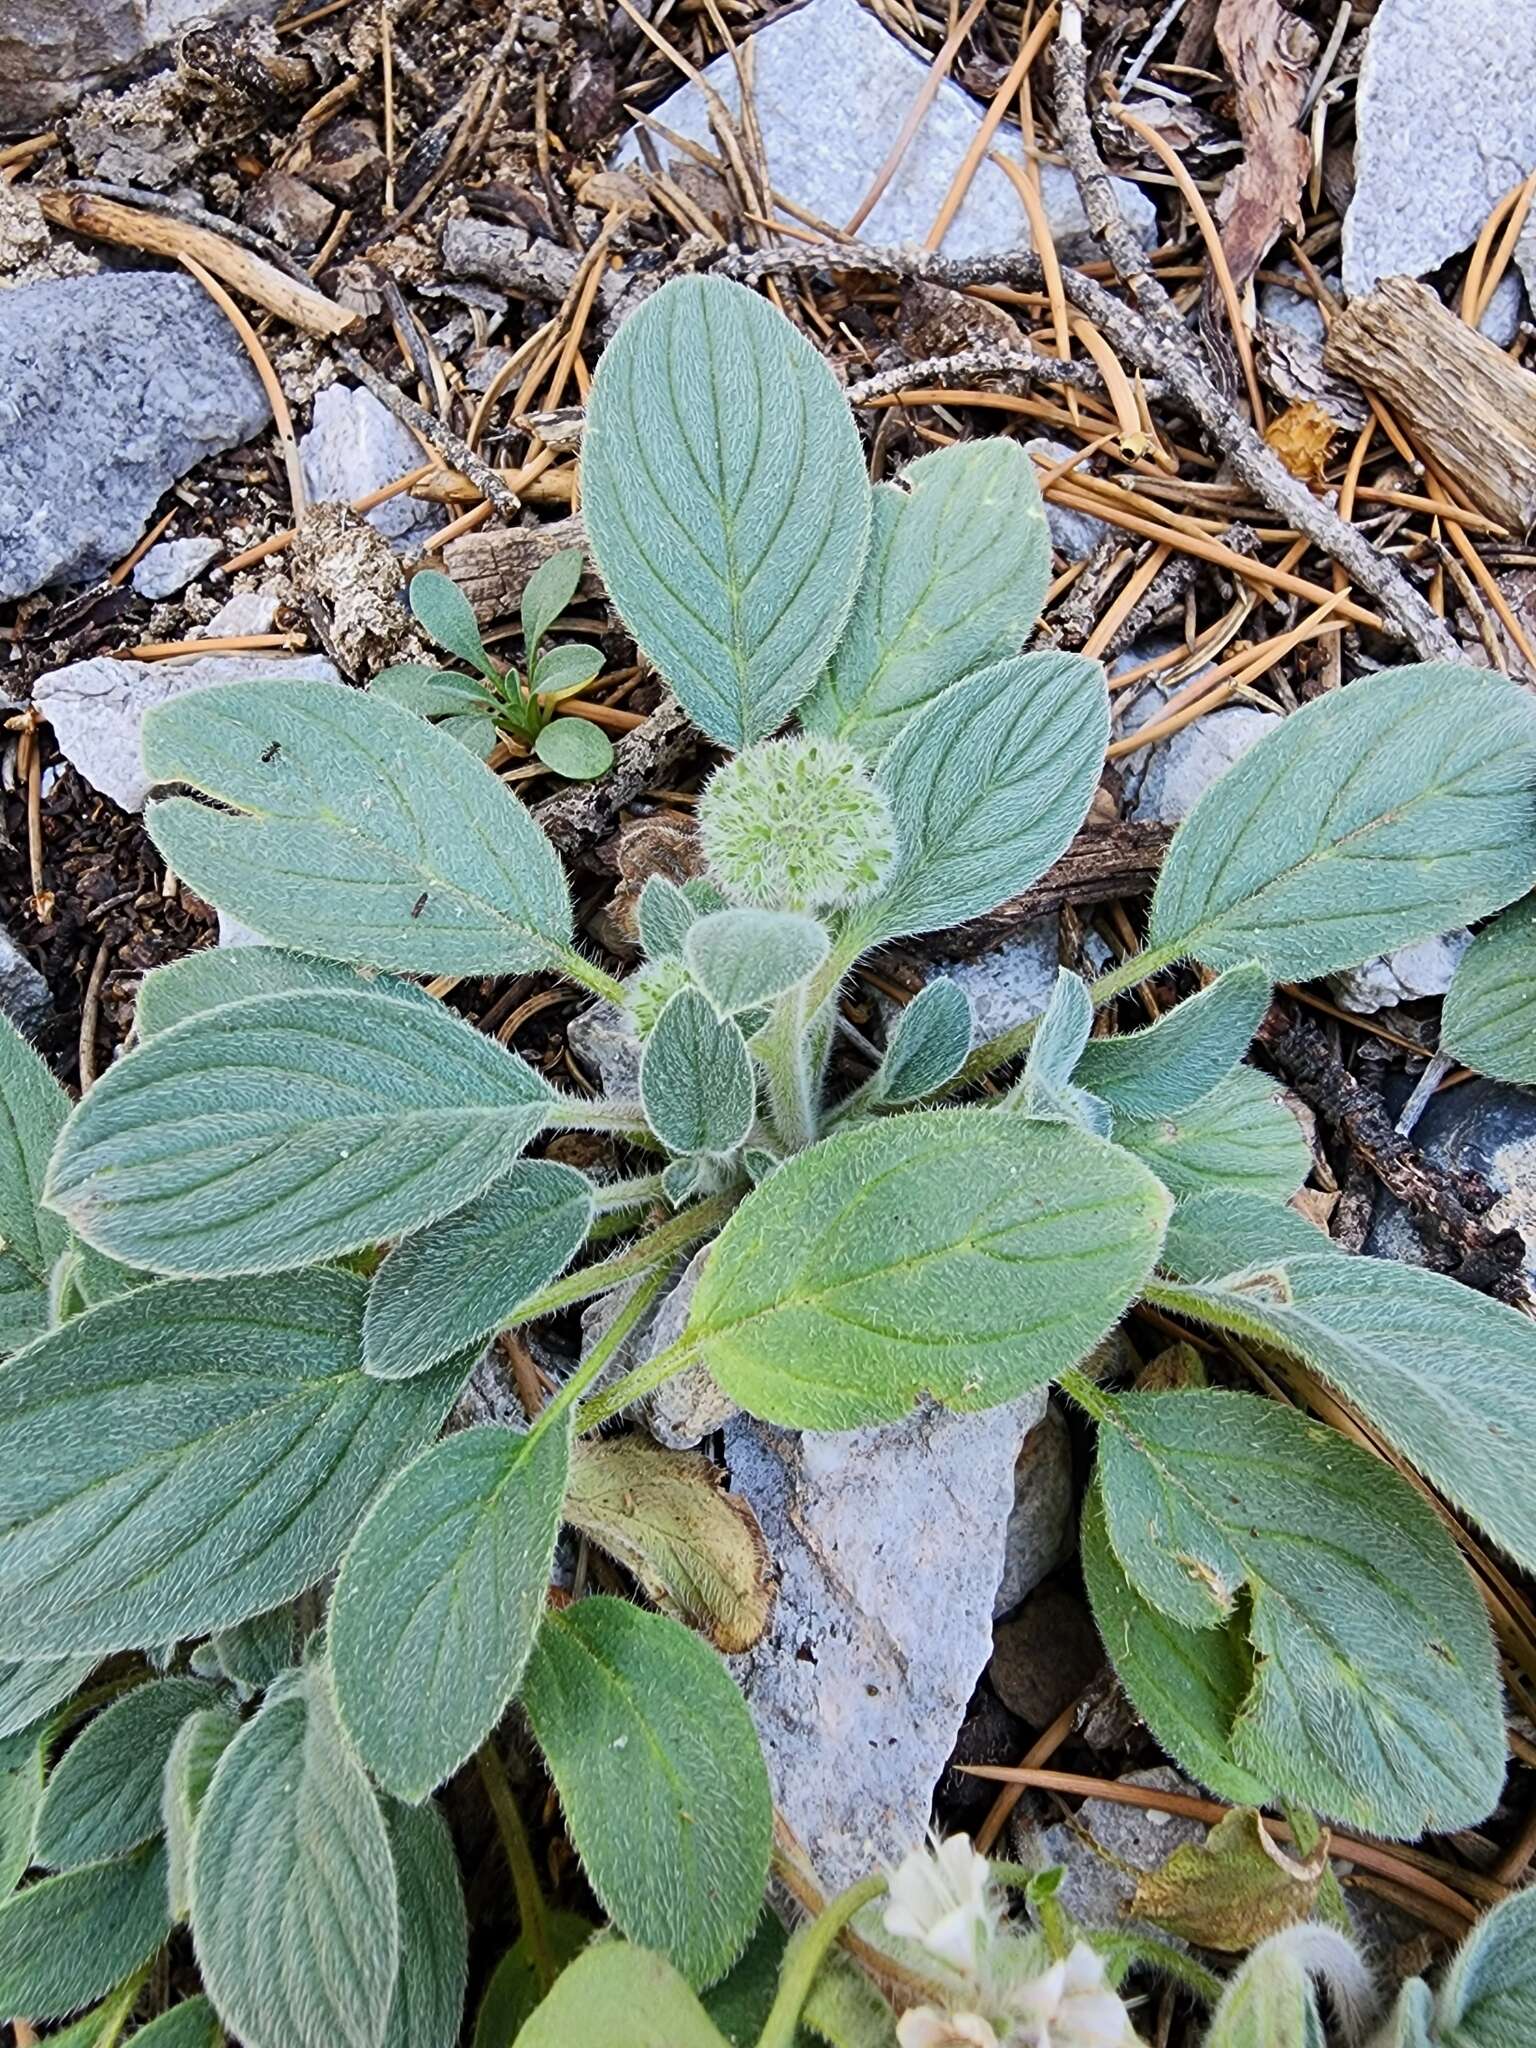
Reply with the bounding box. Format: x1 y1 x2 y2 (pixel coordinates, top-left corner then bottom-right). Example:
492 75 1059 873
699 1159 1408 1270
1265 401 1337 483
1131 1807 1326 1953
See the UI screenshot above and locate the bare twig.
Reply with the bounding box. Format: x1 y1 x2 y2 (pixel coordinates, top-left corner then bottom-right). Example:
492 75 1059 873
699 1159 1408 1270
844 346 1148 402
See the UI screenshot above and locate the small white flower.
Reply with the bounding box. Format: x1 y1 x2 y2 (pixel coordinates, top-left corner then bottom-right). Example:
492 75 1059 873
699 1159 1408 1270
897 2008 1001 2048
1007 1942 1141 2048
884 1833 996 1973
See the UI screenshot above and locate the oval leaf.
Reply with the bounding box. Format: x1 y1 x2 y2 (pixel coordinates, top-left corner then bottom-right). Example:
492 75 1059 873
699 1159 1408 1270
330 1418 571 1802
408 569 491 672
873 977 973 1104
520 1597 771 1988
35 1675 215 1870
135 945 436 1040
1442 893 1536 1084
681 1108 1169 1429
371 665 494 717
1075 965 1272 1119
0 1013 70 1356
684 909 829 1015
641 990 756 1157
47 989 554 1276
471 1911 593 2048
1112 1065 1310 1203
521 548 586 657
0 1654 96 1741
0 1838 171 2023
383 1797 468 2048
0 1269 464 1654
1147 663 1536 978
144 679 573 977
637 877 698 960
509 1940 729 2048
363 1162 594 1379
164 1705 239 1923
533 717 614 782
131 1998 224 2048
581 275 871 747
192 1665 398 2048
1436 1887 1536 2045
1095 1390 1504 1836
801 439 1050 757
860 652 1108 946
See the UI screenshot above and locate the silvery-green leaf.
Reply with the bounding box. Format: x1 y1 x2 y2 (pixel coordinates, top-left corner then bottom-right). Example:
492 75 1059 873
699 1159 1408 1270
681 1109 1169 1430
532 642 605 699
743 1147 780 1183
1442 894 1536 1084
641 990 755 1157
699 1911 787 2048
581 275 870 748
471 1910 593 2048
801 438 1050 757
1152 1245 1536 1581
37 1976 153 2048
208 1604 299 1690
1113 1066 1309 1202
1080 1481 1272 1811
363 1162 593 1380
47 989 555 1277
1075 965 1272 1119
859 653 1107 946
163 1705 239 1922
1095 1390 1504 1835
637 877 698 959
684 909 829 1015
440 713 501 758
54 1236 147 1315
521 1597 771 1988
330 1418 570 1802
0 1655 95 1740
144 680 573 978
1375 1981 1436 2048
0 1014 69 1356
1202 1927 1372 2048
1006 971 1105 1129
0 1837 170 2021
1434 1887 1536 2045
684 879 730 915
383 1798 468 2048
533 717 614 782
130 1997 223 2047
509 1941 730 2048
36 1676 215 1870
0 1736 43 1897
0 1269 464 1655
370 666 494 718
135 945 435 1041
662 1156 708 1207
872 978 972 1104
192 1663 398 2048
1148 664 1536 978
521 548 586 658
1159 1188 1337 1281
409 569 492 674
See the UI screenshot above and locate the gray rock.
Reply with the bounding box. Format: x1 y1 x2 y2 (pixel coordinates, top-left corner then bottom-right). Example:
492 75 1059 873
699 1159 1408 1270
1344 0 1536 298
990 1585 1103 1728
566 997 642 1098
0 926 49 1038
644 1246 742 1449
202 589 284 638
1017 1766 1206 1935
131 536 223 601
1328 930 1471 1016
1480 269 1527 350
1257 272 1328 345
615 0 1157 259
726 1386 1048 1892
1367 1077 1536 1287
0 274 269 602
993 1400 1074 1618
1127 703 1281 826
34 650 339 814
0 0 271 126
299 385 443 552
1024 438 1113 561
916 917 1060 1043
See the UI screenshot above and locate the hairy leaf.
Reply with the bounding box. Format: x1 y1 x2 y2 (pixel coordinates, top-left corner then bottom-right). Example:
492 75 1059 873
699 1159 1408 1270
509 1940 729 2048
0 1655 96 1739
860 653 1107 945
699 1911 788 2047
131 1998 224 2047
0 1734 43 1897
1442 894 1536 1085
684 909 829 1015
533 717 614 782
0 1268 464 1654
208 1604 299 1690
330 1418 570 1801
1112 1065 1309 1202
1130 1807 1324 1954
1151 1247 1536 1579
637 877 698 960
581 275 870 747
1076 965 1272 1119
363 1161 593 1379
36 1676 215 1870
1095 1391 1504 1835
564 1436 774 1652
872 978 972 1104
409 569 491 673
521 548 586 655
0 1014 70 1355
641 990 756 1157
681 1109 1169 1429
1159 1187 1337 1281
144 679 573 976
134 945 434 1040
163 1706 239 1922
471 1911 593 2048
0 1838 170 2022
383 1798 468 2048
520 1598 771 1987
1007 970 1107 1131
801 439 1050 756
370 665 494 718
533 642 606 699
1080 1483 1270 1808
1435 1887 1536 2045
48 988 554 1276
1148 664 1536 978
192 1665 398 2048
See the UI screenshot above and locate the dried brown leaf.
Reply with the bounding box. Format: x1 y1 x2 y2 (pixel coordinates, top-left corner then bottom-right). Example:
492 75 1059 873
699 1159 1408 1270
1131 1806 1327 1952
1214 0 1319 292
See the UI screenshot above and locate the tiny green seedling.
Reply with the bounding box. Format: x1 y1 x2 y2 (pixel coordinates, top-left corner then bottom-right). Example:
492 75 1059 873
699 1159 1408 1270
372 549 615 781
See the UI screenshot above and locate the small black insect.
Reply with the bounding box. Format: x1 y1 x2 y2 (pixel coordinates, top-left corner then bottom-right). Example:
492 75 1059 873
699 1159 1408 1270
260 741 281 763
410 891 429 919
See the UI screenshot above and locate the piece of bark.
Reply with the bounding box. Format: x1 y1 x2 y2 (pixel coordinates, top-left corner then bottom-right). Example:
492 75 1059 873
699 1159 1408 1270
440 216 626 311
1324 276 1536 532
443 515 599 620
906 820 1173 962
1214 0 1317 293
533 697 695 856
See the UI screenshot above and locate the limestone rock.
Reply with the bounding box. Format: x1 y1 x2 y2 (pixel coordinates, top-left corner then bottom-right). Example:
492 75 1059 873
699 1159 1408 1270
299 384 443 553
0 0 272 127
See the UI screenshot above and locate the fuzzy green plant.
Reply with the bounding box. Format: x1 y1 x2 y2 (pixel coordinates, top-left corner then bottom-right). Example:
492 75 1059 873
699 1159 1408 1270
3 274 1536 2048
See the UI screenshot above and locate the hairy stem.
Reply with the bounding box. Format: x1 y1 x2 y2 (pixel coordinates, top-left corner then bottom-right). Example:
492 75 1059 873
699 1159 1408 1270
952 939 1187 1092
755 1874 889 2048
574 1329 702 1433
477 1739 557 1996
544 1096 652 1137
756 984 818 1152
1056 1364 1126 1428
525 1261 672 1449
554 946 630 1008
502 1191 735 1329
589 1171 668 1215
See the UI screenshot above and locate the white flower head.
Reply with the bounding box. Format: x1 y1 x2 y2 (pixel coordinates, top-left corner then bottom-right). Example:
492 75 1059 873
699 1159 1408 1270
1006 1942 1141 2048
884 1832 997 1974
897 2009 1000 2048
698 734 896 912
